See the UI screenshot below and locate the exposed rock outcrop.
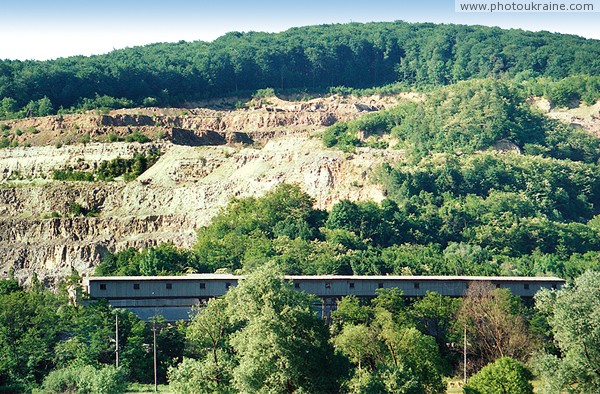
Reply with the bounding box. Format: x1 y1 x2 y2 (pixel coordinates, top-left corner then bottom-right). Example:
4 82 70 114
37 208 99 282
0 95 405 284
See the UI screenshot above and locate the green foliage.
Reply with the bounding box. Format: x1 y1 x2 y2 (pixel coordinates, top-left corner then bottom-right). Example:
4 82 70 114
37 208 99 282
252 87 275 99
334 324 380 371
107 132 120 142
68 202 87 216
330 82 410 97
377 152 600 263
169 297 236 393
124 131 151 143
411 292 461 368
39 364 86 393
0 98 20 119
51 150 160 183
324 79 600 159
1 21 599 118
464 357 533 394
77 95 134 113
534 270 600 393
142 97 158 107
40 365 127 394
226 264 343 393
168 356 236 394
96 150 160 181
0 287 64 389
332 290 447 394
322 122 361 151
331 295 373 333
169 265 344 393
99 155 600 279
0 278 182 390
56 301 183 385
194 183 326 273
533 75 600 107
326 199 401 247
0 279 21 295
53 169 95 182
95 243 196 276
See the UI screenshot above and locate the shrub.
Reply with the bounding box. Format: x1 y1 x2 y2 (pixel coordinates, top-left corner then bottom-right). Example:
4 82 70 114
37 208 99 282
253 87 275 99
464 357 533 394
168 358 207 394
125 130 150 143
52 169 95 182
40 365 127 394
80 133 91 144
68 203 86 217
142 96 158 106
40 365 89 393
91 365 127 394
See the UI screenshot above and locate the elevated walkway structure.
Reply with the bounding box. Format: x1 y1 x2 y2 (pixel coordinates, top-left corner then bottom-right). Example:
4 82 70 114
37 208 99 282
83 274 565 321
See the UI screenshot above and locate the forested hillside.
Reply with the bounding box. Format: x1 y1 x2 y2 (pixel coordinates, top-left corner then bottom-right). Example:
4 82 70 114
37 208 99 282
95 79 600 281
1 21 600 117
1 20 600 393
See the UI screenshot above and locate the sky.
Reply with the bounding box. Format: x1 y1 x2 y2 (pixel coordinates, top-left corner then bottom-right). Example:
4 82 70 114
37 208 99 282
1 0 599 61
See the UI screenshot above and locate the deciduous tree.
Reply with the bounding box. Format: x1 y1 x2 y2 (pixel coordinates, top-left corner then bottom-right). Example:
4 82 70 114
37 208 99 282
534 270 600 393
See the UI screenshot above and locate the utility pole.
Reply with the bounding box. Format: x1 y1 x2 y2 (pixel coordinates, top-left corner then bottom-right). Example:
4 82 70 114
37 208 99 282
153 320 158 393
115 313 119 368
463 324 467 385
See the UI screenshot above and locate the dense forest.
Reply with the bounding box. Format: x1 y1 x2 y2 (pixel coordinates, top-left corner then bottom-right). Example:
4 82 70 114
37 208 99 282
1 20 600 393
1 21 600 118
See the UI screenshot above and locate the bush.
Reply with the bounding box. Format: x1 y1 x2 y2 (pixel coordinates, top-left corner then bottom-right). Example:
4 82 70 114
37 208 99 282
253 87 275 99
464 357 533 394
125 130 150 143
168 356 235 394
92 365 127 394
40 365 87 393
96 150 160 181
322 122 360 151
68 203 86 217
40 365 127 394
52 169 95 182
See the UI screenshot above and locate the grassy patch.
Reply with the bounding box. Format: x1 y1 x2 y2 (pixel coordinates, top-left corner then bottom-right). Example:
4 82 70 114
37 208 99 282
126 383 172 393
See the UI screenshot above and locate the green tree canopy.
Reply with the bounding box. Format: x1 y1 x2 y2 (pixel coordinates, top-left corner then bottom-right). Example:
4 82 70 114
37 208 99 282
464 357 533 394
534 270 600 393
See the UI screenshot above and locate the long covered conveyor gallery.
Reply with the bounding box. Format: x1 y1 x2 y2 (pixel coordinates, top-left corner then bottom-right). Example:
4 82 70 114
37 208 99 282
83 274 565 321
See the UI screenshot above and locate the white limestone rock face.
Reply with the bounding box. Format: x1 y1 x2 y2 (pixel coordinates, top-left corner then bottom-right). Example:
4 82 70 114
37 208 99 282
0 95 408 285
